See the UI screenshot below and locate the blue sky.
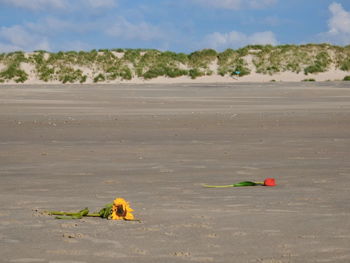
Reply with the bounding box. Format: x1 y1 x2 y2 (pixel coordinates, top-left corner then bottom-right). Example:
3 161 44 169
1 0 350 53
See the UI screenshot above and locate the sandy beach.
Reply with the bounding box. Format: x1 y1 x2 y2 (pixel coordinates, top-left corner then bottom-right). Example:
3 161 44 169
1 82 350 262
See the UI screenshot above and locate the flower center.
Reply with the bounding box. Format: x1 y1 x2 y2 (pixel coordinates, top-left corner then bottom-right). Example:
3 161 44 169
116 205 126 217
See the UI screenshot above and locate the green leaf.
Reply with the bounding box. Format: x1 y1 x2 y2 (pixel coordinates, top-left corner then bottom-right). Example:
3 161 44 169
103 207 112 219
104 203 113 209
233 181 258 187
99 208 106 217
79 208 89 216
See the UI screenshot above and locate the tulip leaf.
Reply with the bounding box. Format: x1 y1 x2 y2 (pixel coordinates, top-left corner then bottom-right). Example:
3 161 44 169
233 181 258 187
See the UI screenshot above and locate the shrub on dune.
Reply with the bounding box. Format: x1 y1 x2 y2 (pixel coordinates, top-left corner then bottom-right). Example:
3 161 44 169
93 73 106 83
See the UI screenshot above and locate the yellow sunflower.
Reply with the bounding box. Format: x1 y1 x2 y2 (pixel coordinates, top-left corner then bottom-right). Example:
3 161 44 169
111 198 134 220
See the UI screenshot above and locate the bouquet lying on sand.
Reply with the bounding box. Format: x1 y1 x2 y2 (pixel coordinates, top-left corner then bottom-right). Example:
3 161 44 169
46 198 137 221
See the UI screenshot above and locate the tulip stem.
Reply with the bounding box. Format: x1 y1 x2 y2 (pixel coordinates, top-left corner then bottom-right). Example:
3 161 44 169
202 184 234 188
203 181 266 188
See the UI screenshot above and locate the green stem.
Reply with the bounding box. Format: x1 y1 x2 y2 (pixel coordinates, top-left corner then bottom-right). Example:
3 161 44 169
86 214 101 217
202 184 234 188
47 211 77 216
55 214 82 220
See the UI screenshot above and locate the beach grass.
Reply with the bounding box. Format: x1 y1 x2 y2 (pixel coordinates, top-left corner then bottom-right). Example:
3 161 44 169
1 44 350 83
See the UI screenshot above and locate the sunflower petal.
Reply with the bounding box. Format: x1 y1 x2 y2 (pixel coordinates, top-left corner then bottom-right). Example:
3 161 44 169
124 213 135 220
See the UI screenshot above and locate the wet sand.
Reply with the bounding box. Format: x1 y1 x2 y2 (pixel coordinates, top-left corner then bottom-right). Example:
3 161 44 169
1 82 350 262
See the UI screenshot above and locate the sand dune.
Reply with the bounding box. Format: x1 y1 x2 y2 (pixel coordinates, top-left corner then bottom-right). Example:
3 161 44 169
1 45 350 84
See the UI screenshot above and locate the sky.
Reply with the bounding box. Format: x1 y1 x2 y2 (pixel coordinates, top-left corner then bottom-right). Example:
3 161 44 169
1 0 350 53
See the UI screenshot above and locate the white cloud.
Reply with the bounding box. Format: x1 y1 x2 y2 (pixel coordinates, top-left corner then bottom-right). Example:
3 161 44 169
0 42 21 53
204 31 278 50
0 13 166 52
85 0 117 8
317 2 350 45
106 17 165 41
0 0 118 11
60 40 91 51
328 2 350 34
25 17 92 35
0 15 100 52
191 0 277 10
0 0 66 10
249 0 278 9
0 25 50 52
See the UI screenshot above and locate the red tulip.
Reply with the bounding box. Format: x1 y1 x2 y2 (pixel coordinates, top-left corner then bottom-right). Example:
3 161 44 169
264 178 276 186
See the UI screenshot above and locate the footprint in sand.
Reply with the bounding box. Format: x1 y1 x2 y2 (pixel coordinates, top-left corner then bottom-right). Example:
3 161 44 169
257 259 284 263
232 231 248 237
62 232 85 239
172 251 191 257
191 257 214 262
93 251 127 258
60 223 79 229
46 249 88 256
102 180 119 184
262 229 282 237
48 261 87 263
132 248 147 255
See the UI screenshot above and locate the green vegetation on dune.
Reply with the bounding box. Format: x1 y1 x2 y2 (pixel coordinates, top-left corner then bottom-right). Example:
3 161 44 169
302 78 316 82
336 46 350 71
252 44 335 75
217 48 250 77
0 51 28 83
136 50 189 79
0 44 350 83
304 50 331 75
